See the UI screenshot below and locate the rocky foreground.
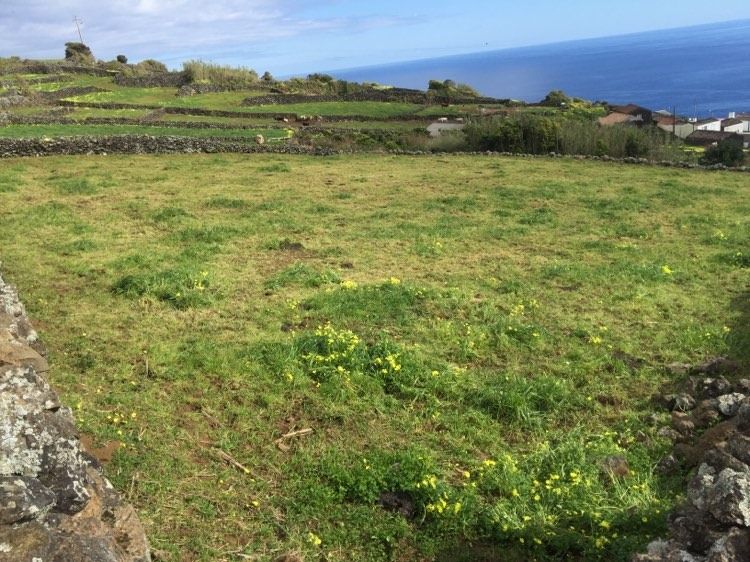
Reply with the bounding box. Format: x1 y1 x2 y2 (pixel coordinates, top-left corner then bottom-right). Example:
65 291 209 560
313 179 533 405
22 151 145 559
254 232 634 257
0 271 150 562
634 359 750 562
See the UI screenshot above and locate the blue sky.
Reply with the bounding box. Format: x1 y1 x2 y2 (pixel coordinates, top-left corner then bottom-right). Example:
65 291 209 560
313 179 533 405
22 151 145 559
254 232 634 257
1 1 749 74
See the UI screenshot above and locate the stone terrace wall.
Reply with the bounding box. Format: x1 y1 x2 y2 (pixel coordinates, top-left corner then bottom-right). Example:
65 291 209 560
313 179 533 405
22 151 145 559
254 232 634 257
0 271 151 562
0 135 334 157
10 63 114 77
5 114 287 130
113 73 187 88
242 90 505 106
40 86 110 102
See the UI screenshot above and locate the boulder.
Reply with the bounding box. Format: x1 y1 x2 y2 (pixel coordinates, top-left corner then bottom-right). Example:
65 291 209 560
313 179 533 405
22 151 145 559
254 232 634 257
705 468 750 526
706 527 750 562
0 272 150 562
718 394 747 417
697 376 734 399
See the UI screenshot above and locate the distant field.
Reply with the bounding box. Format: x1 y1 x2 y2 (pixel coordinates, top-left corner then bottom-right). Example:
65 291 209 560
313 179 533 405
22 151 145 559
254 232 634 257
0 123 291 140
240 100 424 118
65 88 259 111
1 154 747 561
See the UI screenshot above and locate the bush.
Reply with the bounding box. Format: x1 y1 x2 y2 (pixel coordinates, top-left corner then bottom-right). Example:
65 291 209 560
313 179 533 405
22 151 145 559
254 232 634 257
116 54 128 64
702 138 745 167
464 114 685 160
64 42 94 64
131 59 168 74
540 90 571 107
428 79 480 99
464 113 561 153
182 60 258 88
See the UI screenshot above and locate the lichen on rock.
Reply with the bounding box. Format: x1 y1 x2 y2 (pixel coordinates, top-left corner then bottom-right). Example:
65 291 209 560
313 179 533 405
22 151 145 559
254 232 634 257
0 271 150 562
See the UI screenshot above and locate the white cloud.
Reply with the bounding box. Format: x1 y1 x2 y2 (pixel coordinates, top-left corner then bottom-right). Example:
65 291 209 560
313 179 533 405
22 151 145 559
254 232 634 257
0 0 411 65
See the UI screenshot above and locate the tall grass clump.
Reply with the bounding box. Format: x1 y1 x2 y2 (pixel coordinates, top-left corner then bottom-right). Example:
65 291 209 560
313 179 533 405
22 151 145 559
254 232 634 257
464 114 686 161
182 60 259 89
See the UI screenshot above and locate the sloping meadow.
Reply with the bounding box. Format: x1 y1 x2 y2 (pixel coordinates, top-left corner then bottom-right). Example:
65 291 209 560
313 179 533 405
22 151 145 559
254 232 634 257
0 154 748 561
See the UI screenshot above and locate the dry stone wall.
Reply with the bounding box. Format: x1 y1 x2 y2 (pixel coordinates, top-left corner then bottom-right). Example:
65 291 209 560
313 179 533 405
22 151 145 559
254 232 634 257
633 359 750 561
0 271 151 562
0 135 334 157
113 73 187 88
241 90 505 106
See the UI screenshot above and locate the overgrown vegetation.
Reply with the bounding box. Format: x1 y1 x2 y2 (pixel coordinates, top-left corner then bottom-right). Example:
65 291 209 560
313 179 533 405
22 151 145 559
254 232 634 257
702 137 746 167
1 154 747 561
428 79 480 99
463 113 685 160
64 42 94 65
183 60 259 88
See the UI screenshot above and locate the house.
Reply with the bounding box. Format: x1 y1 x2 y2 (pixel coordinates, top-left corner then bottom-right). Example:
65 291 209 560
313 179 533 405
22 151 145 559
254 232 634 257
610 104 653 123
685 130 743 147
655 116 697 139
694 117 722 132
722 118 746 133
598 104 652 127
728 113 750 133
427 121 465 138
598 112 638 126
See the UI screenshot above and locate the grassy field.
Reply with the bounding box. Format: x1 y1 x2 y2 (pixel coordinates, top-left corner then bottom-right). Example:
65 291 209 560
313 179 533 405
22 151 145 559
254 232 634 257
239 101 424 118
0 154 748 561
0 123 291 140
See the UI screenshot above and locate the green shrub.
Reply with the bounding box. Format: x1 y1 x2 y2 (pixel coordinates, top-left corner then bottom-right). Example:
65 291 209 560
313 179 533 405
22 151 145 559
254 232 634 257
64 42 94 64
265 262 341 290
464 115 683 160
182 60 258 88
112 267 213 309
702 138 745 167
133 59 168 74
540 90 572 107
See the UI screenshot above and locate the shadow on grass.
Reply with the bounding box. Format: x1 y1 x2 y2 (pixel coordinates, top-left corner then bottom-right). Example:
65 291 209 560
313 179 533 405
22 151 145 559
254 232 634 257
728 288 750 368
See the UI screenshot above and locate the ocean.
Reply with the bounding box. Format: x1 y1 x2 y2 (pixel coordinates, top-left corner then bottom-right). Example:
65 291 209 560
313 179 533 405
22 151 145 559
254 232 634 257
331 19 750 118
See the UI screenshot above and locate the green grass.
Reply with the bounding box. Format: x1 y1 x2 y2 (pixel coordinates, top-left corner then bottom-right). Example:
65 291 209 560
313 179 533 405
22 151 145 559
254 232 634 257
0 154 748 562
241 101 424 118
0 123 291 140
66 88 272 111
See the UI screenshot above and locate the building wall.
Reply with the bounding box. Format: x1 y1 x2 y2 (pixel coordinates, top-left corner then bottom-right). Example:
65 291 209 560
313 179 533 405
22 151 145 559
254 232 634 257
723 123 745 134
696 121 722 132
657 122 696 139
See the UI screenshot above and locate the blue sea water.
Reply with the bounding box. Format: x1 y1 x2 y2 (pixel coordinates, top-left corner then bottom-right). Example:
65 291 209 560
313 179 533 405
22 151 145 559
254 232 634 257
332 20 750 117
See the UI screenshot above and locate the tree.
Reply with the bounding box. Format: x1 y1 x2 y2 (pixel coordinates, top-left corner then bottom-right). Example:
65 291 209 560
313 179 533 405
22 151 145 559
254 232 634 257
540 90 571 107
116 54 128 64
702 138 745 167
64 42 94 64
261 71 274 82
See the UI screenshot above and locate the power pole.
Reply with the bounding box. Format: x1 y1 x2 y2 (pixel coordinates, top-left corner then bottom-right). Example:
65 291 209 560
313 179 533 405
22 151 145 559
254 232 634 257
73 16 84 43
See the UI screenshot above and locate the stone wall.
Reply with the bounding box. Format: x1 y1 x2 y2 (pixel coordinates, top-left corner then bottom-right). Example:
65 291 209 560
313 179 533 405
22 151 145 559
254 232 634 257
0 271 151 562
242 90 505 106
4 114 287 131
40 86 110 102
0 135 334 158
632 359 750 561
9 63 114 77
57 100 299 120
113 73 187 88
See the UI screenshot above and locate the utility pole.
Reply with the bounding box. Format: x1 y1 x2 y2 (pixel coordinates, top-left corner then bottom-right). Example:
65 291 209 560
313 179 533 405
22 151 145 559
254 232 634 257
73 16 84 43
